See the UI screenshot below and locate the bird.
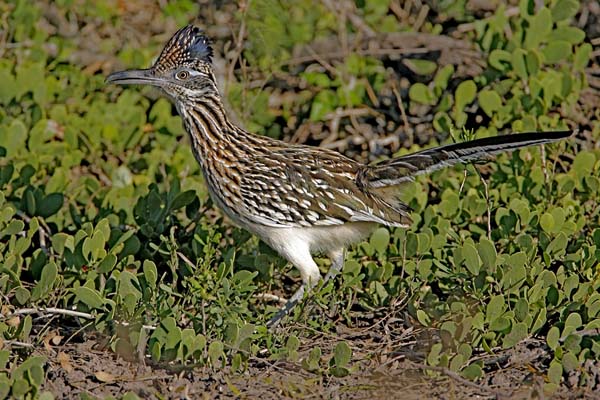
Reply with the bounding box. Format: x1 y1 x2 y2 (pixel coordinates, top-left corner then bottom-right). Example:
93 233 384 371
106 25 571 327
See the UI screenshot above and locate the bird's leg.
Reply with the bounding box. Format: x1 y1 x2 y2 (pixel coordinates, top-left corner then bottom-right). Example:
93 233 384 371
324 248 346 283
267 247 321 329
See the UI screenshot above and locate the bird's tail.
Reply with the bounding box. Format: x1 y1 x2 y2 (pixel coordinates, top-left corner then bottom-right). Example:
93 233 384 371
360 130 572 188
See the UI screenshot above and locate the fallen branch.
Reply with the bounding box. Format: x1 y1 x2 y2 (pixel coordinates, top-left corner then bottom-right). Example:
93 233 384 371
4 307 156 331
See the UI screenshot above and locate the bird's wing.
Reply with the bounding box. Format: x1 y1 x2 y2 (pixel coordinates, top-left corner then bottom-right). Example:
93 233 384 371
238 146 411 228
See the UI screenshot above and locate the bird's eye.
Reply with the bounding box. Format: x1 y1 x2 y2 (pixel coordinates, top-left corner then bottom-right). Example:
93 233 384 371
175 70 190 80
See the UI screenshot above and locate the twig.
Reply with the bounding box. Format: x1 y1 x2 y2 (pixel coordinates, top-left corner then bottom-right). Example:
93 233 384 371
477 170 492 240
255 293 287 304
3 340 34 348
7 307 94 319
540 144 549 186
412 4 430 32
4 307 156 330
177 251 196 269
458 168 468 196
391 81 411 145
226 0 248 89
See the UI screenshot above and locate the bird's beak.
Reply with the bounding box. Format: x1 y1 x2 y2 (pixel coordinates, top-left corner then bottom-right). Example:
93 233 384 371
105 68 162 87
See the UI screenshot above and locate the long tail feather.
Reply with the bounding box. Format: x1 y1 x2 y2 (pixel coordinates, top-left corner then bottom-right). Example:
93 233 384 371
362 130 572 188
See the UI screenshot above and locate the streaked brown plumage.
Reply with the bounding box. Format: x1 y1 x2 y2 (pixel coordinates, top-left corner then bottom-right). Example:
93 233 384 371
106 25 571 327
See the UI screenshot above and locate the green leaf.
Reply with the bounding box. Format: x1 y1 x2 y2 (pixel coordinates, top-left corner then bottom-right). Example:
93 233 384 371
511 49 528 79
143 260 158 288
551 0 579 21
490 316 511 332
525 50 540 75
24 188 36 216
563 334 582 353
286 335 300 352
170 190 196 210
97 253 118 274
502 322 528 348
208 341 224 368
548 360 563 384
525 7 552 49
51 233 73 255
303 347 321 371
409 83 434 105
542 41 572 64
478 90 502 117
73 286 104 309
0 118 28 157
32 262 58 301
12 379 31 397
0 376 10 400
540 213 555 233
417 310 431 326
489 49 511 71
15 286 30 304
37 193 64 218
572 151 596 180
547 326 560 350
573 43 592 71
333 341 352 368
433 64 454 95
405 59 437 75
0 219 24 238
0 67 18 104
462 363 483 380
370 227 390 255
548 27 586 44
486 295 505 322
561 351 578 372
309 90 337 121
82 230 106 261
514 298 529 322
454 80 477 111
563 312 582 336
462 243 481 275
477 238 496 270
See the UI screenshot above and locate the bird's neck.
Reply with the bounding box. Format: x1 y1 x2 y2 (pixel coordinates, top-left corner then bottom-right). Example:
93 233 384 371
178 94 259 168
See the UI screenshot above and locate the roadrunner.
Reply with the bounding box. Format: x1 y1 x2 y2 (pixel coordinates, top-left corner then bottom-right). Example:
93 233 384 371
106 25 571 327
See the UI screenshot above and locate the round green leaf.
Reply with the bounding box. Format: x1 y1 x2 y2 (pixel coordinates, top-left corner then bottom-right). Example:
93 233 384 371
409 83 434 105
455 80 476 111
548 360 563 384
540 213 555 233
73 286 104 309
462 363 483 380
551 0 579 21
36 193 63 218
542 41 572 64
370 227 390 255
462 243 481 275
478 90 502 117
333 341 352 368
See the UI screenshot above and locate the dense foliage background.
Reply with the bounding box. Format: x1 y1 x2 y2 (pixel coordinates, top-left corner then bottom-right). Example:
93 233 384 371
0 0 599 398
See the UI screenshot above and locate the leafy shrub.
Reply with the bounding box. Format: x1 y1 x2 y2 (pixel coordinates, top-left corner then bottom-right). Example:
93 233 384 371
0 0 598 397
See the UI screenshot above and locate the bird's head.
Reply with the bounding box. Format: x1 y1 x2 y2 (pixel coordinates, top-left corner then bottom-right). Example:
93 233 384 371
106 25 217 103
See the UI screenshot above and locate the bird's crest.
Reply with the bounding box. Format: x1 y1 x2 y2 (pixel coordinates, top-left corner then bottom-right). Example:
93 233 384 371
153 25 213 72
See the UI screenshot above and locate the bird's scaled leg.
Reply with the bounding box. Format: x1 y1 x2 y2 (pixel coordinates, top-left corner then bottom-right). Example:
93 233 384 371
324 248 346 283
266 246 321 329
